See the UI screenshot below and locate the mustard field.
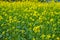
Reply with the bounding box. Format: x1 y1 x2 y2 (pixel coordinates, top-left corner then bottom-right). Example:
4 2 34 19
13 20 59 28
0 1 60 40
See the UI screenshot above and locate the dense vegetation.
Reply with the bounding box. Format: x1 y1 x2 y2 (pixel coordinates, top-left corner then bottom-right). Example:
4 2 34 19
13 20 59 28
0 1 60 40
0 0 59 2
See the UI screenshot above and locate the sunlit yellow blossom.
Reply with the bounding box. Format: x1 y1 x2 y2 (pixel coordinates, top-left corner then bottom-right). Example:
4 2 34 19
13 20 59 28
41 34 45 39
9 16 12 23
33 11 38 17
5 13 8 16
51 12 54 16
32 37 35 40
2 31 5 35
46 34 51 39
39 16 43 23
13 16 17 19
55 12 59 15
9 16 12 19
30 17 34 21
56 37 60 40
33 26 40 33
12 26 15 29
12 19 18 22
38 4 41 7
1 24 4 26
52 34 55 38
33 13 37 16
53 24 56 27
0 16 3 21
21 30 25 33
29 23 32 26
50 18 54 22
13 19 17 22
8 10 12 12
3 12 8 16
24 8 28 12
47 21 50 24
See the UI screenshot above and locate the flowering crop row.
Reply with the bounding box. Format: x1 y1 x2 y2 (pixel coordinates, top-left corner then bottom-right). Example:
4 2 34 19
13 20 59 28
0 1 60 40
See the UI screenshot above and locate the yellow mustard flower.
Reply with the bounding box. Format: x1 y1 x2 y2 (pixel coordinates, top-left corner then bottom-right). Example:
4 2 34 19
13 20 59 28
33 26 40 33
47 21 50 24
33 11 37 17
29 23 32 26
56 37 60 40
46 34 51 39
30 17 34 21
41 34 45 39
1 24 4 26
12 26 15 29
38 16 43 23
51 12 54 16
38 4 41 7
52 34 55 38
32 37 36 40
13 19 17 22
50 18 54 22
0 16 3 21
9 16 12 23
21 30 25 33
2 31 5 35
3 12 8 16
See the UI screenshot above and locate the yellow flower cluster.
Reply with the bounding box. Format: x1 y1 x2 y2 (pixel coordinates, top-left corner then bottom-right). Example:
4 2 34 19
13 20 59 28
33 26 40 33
0 16 3 21
0 1 60 40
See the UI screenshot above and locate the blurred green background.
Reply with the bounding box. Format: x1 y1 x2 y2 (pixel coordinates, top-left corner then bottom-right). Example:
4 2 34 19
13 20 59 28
0 0 60 2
